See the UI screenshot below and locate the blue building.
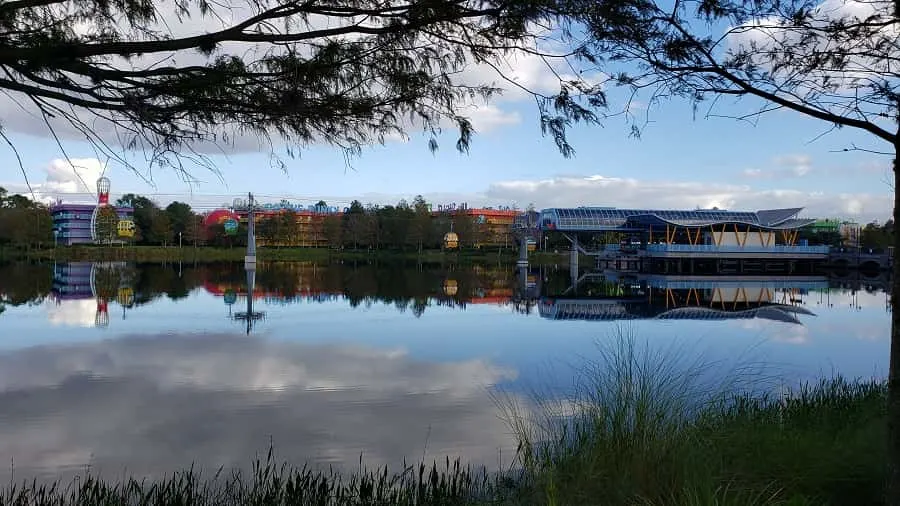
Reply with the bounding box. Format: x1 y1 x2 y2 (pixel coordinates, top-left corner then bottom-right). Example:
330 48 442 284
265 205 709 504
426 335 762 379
51 203 134 246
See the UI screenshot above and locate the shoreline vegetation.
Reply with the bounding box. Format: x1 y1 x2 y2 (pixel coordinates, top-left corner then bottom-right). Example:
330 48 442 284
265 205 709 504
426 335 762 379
1 245 574 265
2 338 887 506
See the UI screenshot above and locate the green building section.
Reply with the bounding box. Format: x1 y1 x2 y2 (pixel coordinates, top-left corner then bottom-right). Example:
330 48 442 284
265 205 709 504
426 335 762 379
806 219 841 234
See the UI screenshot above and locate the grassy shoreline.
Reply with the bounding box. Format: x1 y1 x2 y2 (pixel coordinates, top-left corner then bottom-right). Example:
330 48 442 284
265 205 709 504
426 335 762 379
2 338 887 505
5 246 571 265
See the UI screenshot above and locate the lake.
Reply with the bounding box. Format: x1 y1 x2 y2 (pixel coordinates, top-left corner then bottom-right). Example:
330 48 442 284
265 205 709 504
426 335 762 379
0 260 890 483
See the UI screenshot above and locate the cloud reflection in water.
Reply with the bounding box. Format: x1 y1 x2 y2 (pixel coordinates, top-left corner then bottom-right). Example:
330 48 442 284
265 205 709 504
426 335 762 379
0 333 521 483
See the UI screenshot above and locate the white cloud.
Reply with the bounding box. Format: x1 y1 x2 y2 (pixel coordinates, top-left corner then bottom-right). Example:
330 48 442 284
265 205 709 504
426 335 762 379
43 158 106 194
742 154 814 179
45 299 100 328
8 155 889 223
4 158 110 205
349 173 891 222
726 0 898 95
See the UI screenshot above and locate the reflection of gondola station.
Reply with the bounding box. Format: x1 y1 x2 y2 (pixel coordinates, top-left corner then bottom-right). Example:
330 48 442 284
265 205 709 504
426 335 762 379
539 274 823 325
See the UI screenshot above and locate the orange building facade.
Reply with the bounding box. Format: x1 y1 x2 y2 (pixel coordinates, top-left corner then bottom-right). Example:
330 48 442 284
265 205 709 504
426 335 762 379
443 208 519 248
203 205 520 248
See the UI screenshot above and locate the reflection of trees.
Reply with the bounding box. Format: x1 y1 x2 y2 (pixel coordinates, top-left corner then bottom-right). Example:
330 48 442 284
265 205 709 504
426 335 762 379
0 263 53 306
210 261 517 317
3 261 519 317
131 264 205 303
92 265 123 300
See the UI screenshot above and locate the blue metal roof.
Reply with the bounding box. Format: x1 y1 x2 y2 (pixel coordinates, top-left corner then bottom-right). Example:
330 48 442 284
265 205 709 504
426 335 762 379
539 207 814 232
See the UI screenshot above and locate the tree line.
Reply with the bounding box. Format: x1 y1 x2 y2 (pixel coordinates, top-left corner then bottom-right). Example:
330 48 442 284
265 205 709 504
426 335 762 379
0 187 53 251
3 185 894 253
0 188 521 252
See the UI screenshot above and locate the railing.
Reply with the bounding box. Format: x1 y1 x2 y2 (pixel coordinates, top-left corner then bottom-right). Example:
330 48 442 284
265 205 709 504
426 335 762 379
645 244 830 254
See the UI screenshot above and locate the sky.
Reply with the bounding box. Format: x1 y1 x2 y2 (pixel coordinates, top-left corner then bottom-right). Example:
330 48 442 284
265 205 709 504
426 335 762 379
0 0 894 222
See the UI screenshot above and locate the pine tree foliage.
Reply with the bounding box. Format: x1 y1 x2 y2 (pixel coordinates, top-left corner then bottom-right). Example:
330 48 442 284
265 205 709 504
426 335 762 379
0 0 601 169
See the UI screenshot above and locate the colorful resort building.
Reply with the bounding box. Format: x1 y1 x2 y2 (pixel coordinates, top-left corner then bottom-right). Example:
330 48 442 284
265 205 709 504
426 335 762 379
50 177 135 246
201 202 520 248
203 207 337 247
51 202 135 246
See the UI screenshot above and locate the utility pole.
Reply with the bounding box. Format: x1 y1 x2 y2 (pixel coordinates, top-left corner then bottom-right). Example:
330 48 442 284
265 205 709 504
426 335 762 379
235 192 264 334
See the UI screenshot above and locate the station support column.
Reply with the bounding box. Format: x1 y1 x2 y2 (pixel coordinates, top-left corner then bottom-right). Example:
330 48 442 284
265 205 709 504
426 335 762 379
518 234 529 265
570 236 579 285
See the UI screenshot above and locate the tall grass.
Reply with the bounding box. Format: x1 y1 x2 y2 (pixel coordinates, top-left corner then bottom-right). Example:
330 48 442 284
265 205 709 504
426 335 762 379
1 332 886 505
501 330 887 506
1 448 499 506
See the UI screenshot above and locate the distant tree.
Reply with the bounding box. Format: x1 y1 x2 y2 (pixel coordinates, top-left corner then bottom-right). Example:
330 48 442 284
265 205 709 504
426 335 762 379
453 212 479 249
117 194 165 245
361 212 379 250
184 214 205 247
0 202 52 250
2 194 34 209
315 200 328 209
0 189 52 250
149 208 171 246
861 220 895 250
409 195 433 253
164 202 194 243
256 215 278 246
324 215 343 249
278 210 299 246
343 200 367 249
394 201 415 250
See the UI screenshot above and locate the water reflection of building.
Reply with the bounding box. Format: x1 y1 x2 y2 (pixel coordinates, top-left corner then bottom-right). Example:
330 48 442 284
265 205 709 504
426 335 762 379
51 262 134 327
52 262 94 299
539 274 824 324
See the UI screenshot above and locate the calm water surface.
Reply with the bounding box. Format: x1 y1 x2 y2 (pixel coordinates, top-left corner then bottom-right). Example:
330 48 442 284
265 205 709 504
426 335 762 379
0 260 890 482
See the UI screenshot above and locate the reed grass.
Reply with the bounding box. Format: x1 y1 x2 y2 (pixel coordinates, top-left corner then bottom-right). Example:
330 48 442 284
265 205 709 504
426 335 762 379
1 332 887 505
502 331 887 506
1 449 501 506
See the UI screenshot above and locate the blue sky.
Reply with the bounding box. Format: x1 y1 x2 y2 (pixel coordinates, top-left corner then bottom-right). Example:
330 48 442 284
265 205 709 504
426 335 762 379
1 95 891 221
0 2 894 222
